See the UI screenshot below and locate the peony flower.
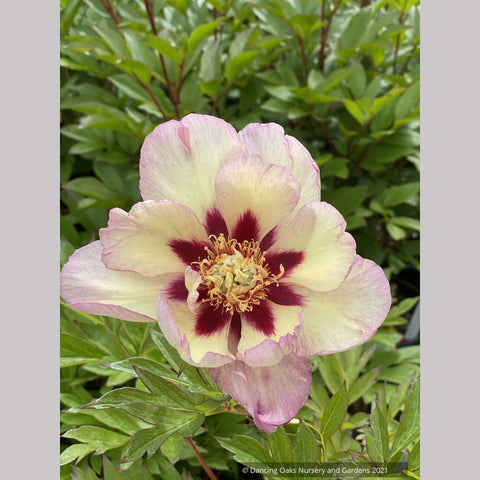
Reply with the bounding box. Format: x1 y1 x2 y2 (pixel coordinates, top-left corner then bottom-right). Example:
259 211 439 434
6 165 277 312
60 114 391 433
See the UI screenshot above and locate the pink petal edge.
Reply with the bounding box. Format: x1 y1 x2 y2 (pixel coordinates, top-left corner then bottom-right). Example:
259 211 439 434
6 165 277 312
207 353 312 433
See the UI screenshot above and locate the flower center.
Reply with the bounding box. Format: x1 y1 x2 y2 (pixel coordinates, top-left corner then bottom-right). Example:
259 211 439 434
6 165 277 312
195 234 284 314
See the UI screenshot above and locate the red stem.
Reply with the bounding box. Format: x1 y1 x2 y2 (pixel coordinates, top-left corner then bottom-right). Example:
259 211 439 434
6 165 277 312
318 0 342 70
99 0 120 25
187 438 218 480
144 0 181 118
393 2 407 74
209 80 233 115
143 83 169 122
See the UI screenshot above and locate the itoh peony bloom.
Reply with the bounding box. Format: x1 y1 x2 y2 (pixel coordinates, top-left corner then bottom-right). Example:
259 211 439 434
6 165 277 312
60 114 391 433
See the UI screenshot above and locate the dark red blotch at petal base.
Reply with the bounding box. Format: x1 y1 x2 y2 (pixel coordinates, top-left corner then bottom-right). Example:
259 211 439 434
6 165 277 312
267 283 304 307
169 239 209 266
204 207 229 237
231 209 260 242
243 301 275 336
165 275 188 302
260 227 277 251
265 250 305 277
228 312 242 353
195 303 232 336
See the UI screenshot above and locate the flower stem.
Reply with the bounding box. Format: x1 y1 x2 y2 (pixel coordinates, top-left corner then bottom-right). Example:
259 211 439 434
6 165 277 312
187 438 218 480
318 0 342 70
99 0 120 25
209 80 234 114
392 0 407 74
143 0 181 119
142 82 169 122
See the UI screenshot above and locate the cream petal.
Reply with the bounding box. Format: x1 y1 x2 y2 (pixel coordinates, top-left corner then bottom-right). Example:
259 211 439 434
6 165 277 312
215 156 301 242
268 201 356 292
139 114 245 220
60 241 165 322
185 266 202 314
206 353 312 433
235 301 303 367
156 294 235 368
99 200 210 277
294 255 391 356
239 122 321 208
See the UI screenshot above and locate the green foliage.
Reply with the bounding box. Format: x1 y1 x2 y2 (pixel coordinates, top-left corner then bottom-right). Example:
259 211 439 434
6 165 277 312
61 0 420 478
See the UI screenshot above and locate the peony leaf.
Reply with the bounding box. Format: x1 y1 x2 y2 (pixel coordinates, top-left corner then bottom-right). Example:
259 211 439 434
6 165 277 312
320 383 348 441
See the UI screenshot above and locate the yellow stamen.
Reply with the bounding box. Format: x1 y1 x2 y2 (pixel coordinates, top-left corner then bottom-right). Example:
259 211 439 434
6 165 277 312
194 234 284 314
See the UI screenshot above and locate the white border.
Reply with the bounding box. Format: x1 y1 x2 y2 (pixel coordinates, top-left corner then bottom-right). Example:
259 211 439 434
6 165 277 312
3 2 59 478
421 0 478 478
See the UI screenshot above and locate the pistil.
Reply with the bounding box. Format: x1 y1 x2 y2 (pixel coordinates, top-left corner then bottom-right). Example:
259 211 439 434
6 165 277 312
195 234 284 314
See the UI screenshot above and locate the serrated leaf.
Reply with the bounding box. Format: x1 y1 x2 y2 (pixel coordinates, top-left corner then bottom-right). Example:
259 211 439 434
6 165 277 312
93 386 196 414
149 328 183 370
321 383 348 441
124 413 204 463
110 357 178 382
133 367 196 409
